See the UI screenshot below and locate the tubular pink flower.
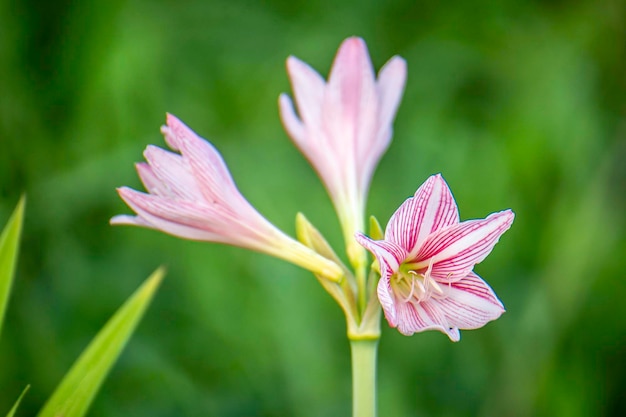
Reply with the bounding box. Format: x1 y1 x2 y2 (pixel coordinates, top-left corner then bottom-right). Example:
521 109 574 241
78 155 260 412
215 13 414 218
355 174 514 341
112 114 343 281
279 37 407 264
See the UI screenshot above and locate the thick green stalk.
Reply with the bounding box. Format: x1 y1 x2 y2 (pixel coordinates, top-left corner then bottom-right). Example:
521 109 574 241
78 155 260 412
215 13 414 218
350 339 379 417
355 264 367 314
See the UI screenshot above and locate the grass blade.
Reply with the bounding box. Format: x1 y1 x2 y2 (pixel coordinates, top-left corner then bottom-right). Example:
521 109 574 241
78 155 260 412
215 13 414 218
37 267 165 417
5 385 30 417
0 196 25 340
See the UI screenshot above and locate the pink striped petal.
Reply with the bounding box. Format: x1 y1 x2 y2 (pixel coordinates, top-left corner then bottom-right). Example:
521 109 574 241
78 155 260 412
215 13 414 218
160 114 181 151
135 163 169 197
416 210 514 281
143 146 200 200
377 277 397 327
165 114 240 205
116 186 276 246
116 187 227 236
115 188 225 242
117 186 301 256
394 300 460 341
436 272 505 330
355 232 406 278
386 174 460 254
110 212 221 242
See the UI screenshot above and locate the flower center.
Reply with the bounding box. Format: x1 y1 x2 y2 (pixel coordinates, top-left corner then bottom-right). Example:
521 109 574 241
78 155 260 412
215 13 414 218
392 259 445 303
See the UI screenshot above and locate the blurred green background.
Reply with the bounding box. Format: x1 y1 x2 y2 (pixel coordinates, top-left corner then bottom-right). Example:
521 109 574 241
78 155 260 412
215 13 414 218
1 0 625 416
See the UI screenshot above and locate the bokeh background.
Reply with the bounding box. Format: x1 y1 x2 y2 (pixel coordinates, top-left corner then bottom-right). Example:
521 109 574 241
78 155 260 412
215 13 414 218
1 0 625 416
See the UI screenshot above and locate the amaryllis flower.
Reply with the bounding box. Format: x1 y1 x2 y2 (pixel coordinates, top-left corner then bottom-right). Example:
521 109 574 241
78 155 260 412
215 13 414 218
355 174 514 341
112 114 342 281
279 37 407 264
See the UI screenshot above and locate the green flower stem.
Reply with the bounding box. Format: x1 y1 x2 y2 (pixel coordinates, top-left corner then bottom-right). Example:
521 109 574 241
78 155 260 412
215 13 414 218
355 265 367 314
350 338 379 417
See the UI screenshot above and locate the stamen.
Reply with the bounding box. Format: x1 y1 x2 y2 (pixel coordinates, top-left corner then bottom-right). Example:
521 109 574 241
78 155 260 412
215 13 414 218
415 280 427 301
396 258 449 303
401 274 417 302
424 258 434 278
421 258 445 298
428 278 444 295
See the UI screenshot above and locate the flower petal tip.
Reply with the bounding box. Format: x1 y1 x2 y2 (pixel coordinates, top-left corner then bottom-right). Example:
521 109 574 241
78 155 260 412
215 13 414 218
429 173 448 186
380 55 407 78
448 328 461 342
285 55 302 70
109 215 126 225
278 93 295 115
115 186 128 197
333 36 373 71
353 232 376 251
162 113 202 151
494 209 516 229
110 214 142 226
339 36 367 53
116 186 134 198
165 112 181 127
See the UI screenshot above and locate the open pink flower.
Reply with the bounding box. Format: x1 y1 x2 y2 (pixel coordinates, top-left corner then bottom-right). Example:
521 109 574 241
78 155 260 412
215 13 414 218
112 114 342 281
279 37 407 263
355 174 514 341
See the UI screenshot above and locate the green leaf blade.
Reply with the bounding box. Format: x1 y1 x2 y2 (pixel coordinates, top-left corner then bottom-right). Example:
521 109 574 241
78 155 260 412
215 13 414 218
37 267 165 417
0 196 26 340
5 385 30 417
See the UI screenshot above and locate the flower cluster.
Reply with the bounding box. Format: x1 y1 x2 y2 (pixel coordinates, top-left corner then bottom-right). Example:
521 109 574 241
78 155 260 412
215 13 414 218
113 37 514 341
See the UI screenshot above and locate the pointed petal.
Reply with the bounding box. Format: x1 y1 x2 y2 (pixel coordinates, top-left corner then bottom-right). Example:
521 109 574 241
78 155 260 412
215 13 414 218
354 55 407 188
376 55 407 138
394 300 460 341
324 37 378 157
436 272 505 330
116 187 225 242
417 210 515 281
327 37 377 112
377 276 397 327
110 214 153 227
135 163 169 197
112 210 218 241
161 113 181 151
165 114 240 205
355 232 406 278
285 56 325 127
143 146 201 200
278 94 306 145
386 174 460 254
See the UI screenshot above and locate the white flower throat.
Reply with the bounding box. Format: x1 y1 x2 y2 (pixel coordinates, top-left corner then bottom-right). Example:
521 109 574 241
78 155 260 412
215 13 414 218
393 260 445 303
